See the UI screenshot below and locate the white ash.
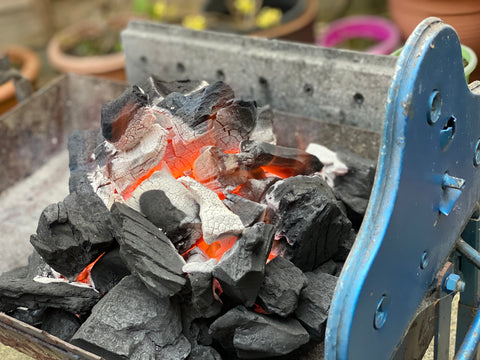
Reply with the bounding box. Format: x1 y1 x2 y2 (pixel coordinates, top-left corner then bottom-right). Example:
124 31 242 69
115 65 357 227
306 143 348 186
183 258 218 274
178 176 244 244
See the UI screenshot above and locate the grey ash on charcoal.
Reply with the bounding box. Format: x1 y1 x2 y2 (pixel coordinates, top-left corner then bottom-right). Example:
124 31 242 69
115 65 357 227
0 77 375 359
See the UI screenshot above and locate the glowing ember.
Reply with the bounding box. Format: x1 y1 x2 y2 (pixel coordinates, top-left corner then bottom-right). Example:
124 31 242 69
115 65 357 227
75 252 105 285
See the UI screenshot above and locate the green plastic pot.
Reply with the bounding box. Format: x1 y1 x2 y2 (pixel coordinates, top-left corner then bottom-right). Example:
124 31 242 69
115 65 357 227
392 44 477 82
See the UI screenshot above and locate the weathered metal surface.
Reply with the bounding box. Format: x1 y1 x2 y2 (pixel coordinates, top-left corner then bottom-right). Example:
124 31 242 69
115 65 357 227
122 20 397 132
326 18 480 359
0 313 103 360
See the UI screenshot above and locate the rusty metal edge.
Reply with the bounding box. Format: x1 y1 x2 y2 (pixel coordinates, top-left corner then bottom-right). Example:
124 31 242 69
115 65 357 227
0 313 104 359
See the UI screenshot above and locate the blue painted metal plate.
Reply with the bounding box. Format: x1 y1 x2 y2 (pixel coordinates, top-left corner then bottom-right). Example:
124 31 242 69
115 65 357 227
325 18 480 359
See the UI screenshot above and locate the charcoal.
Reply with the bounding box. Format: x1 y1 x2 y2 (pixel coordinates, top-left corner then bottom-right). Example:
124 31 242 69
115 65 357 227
0 265 28 281
90 247 131 295
8 307 44 327
140 189 187 230
209 306 309 359
0 277 100 315
27 251 57 279
295 272 338 340
179 177 244 244
238 140 323 178
334 149 376 229
143 77 208 104
264 175 353 272
257 256 307 317
223 193 266 227
187 345 222 360
333 228 356 262
212 223 274 307
111 202 187 298
234 176 281 203
313 259 339 275
101 85 148 143
127 166 201 252
185 270 223 319
71 275 191 360
41 308 81 341
248 106 276 144
305 143 348 187
30 191 117 279
193 146 252 192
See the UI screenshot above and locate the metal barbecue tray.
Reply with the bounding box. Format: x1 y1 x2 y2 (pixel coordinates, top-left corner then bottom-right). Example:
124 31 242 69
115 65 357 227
1 16 480 360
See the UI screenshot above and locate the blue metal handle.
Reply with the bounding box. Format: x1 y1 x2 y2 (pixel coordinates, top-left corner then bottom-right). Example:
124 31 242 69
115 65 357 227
326 17 480 359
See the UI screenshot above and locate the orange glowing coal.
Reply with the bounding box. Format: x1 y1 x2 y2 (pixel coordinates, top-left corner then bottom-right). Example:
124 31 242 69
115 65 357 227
75 252 105 284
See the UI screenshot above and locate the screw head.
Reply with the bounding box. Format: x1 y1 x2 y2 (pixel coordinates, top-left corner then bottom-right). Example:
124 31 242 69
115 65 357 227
374 295 389 330
474 139 480 167
444 274 465 293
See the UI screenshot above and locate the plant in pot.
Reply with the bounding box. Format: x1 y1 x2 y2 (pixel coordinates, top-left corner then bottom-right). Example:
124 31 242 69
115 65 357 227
46 14 130 81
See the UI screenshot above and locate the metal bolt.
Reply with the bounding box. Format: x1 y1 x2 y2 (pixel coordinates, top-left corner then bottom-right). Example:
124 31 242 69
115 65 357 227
474 139 480 167
374 295 389 330
420 251 429 270
444 273 466 293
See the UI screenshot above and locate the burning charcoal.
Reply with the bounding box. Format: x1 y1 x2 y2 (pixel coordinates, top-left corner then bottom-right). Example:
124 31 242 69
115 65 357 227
140 189 187 232
111 202 187 298
183 260 222 319
41 308 81 341
179 177 244 244
212 223 274 307
30 191 117 279
248 106 277 144
193 146 252 192
155 82 256 177
104 122 168 195
223 193 266 227
238 140 324 178
234 176 281 203
101 85 148 143
0 277 100 315
90 248 131 295
306 143 348 187
264 175 353 272
209 306 309 359
187 345 222 360
333 150 376 229
295 272 338 341
127 166 202 252
71 275 191 360
257 256 307 317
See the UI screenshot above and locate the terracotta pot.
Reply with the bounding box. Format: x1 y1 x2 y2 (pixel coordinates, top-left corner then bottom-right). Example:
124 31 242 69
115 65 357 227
47 15 130 82
388 0 480 64
0 46 41 114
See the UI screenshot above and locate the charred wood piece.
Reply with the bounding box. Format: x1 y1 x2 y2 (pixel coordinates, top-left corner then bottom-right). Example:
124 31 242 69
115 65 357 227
295 272 338 341
212 223 274 307
264 175 352 272
0 273 100 315
257 256 307 317
209 306 309 359
334 149 376 229
179 176 244 244
41 308 81 342
187 345 222 360
111 202 186 298
238 140 324 178
90 247 131 295
248 106 277 144
71 275 191 360
30 191 117 279
233 176 281 203
223 193 266 227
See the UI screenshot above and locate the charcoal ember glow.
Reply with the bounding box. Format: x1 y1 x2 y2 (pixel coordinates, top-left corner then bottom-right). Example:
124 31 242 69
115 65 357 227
257 256 307 317
295 271 338 340
30 191 117 279
264 175 353 272
71 275 191 360
238 140 324 178
179 176 244 244
212 222 274 307
209 305 309 358
111 202 187 298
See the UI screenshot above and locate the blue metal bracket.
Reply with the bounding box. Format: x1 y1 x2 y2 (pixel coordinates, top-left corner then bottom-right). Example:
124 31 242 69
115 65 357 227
325 17 480 359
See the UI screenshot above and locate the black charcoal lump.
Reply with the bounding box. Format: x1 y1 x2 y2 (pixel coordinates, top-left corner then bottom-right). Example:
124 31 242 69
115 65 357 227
209 306 309 359
295 271 338 340
111 202 186 298
71 275 191 360
90 247 131 295
223 193 266 227
257 256 307 317
212 223 274 307
41 308 81 342
30 191 117 279
264 175 353 272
